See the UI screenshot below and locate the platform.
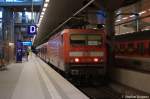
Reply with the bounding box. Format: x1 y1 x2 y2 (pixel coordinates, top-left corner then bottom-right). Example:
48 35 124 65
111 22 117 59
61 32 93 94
0 54 89 99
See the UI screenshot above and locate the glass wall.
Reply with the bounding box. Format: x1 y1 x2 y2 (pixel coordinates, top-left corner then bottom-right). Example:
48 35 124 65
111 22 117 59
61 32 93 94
14 12 39 24
115 0 150 35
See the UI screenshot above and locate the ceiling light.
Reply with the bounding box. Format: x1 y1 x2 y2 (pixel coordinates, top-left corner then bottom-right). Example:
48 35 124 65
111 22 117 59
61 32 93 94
42 8 46 12
9 42 14 46
41 12 44 15
45 0 49 2
144 28 149 30
122 17 128 20
39 19 42 23
39 18 42 21
116 20 121 22
93 28 97 29
40 15 43 18
139 11 146 15
129 15 135 18
44 3 48 8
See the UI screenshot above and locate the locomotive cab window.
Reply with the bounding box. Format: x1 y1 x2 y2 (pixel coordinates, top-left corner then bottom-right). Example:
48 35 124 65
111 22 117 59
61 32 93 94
70 35 86 45
87 35 102 46
70 34 102 46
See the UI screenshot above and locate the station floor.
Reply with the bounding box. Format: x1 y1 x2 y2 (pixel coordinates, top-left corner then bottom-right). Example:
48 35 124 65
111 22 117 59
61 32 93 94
0 54 88 99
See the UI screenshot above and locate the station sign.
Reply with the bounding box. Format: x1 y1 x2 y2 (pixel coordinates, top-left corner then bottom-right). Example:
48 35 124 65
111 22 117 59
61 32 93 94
22 41 32 46
28 25 37 35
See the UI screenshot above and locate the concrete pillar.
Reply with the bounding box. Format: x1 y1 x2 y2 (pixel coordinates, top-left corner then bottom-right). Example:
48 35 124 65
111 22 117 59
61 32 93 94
105 11 115 77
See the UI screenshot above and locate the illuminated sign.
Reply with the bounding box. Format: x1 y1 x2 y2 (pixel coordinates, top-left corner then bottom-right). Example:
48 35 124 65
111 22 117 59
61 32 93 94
22 41 32 46
28 25 37 35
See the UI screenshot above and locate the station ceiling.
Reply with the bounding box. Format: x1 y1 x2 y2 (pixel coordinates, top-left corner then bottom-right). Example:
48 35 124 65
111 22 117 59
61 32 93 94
33 0 140 46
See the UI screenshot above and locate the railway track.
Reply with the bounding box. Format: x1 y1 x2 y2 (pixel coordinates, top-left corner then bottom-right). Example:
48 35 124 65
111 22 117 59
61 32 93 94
46 61 121 99
68 77 121 99
78 85 121 99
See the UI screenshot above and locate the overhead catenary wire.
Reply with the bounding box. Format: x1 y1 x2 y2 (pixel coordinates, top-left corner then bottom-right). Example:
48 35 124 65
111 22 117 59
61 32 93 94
35 0 95 46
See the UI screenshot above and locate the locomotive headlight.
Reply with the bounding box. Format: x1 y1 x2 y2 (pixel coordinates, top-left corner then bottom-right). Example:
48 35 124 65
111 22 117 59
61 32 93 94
93 58 99 62
90 51 104 57
75 58 79 63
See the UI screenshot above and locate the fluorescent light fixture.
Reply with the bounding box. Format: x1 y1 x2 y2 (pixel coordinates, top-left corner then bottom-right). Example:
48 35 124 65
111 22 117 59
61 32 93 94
93 28 97 29
116 12 120 15
122 17 128 20
144 28 149 30
129 15 135 18
41 12 44 15
45 0 50 2
38 1 49 29
139 11 146 15
44 3 48 8
42 8 46 12
116 20 121 22
40 14 44 17
40 16 43 19
39 19 42 23
9 42 14 46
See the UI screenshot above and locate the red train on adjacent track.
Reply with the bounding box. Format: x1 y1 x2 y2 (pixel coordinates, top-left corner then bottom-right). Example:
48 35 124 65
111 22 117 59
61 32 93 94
114 30 150 69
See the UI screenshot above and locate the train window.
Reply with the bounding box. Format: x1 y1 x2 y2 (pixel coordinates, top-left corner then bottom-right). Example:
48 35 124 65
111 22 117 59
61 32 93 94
127 43 135 53
119 43 126 53
114 45 119 53
137 42 144 55
128 43 133 48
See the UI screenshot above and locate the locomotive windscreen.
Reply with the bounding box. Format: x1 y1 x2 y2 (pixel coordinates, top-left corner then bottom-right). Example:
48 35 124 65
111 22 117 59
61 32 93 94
70 34 102 46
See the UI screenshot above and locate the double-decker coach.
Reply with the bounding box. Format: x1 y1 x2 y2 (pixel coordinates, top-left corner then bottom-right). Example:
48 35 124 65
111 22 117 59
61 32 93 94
38 29 106 76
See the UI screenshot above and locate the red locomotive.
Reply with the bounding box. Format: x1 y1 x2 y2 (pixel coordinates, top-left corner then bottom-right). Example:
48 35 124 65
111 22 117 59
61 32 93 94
37 29 106 76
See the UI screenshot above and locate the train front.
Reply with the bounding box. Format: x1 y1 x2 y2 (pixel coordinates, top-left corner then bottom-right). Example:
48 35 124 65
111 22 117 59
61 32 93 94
66 29 106 76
